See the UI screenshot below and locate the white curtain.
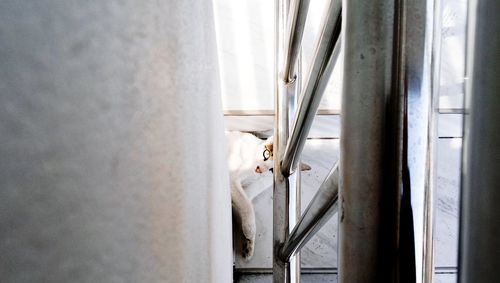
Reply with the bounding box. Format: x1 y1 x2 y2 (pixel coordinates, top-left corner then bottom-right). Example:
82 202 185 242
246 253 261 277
0 1 232 282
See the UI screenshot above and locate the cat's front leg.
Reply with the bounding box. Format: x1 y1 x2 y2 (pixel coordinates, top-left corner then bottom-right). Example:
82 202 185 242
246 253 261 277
231 180 256 259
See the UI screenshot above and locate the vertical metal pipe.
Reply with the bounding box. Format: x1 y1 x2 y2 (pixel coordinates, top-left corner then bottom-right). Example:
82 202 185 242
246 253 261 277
273 51 301 283
288 164 301 283
339 0 402 282
274 0 291 280
286 33 302 283
419 1 437 282
459 0 500 282
274 0 300 281
290 57 302 283
400 0 436 281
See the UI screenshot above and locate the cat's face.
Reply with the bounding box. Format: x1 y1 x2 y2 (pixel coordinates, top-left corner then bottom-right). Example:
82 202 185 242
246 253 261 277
254 136 274 174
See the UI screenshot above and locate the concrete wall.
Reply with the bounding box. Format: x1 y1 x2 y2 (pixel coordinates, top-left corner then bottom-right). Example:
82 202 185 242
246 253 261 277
0 1 232 282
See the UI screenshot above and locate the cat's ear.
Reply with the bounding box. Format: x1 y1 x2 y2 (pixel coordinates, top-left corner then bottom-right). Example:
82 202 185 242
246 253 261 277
247 130 273 139
300 163 312 171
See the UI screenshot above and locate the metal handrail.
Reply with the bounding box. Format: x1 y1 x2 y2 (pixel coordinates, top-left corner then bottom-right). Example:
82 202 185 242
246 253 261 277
281 0 310 83
281 0 342 177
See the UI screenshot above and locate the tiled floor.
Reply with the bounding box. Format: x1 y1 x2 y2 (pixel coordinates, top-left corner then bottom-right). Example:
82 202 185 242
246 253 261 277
235 272 457 283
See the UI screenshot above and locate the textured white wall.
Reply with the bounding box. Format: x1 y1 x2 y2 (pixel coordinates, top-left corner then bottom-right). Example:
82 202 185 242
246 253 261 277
0 1 232 282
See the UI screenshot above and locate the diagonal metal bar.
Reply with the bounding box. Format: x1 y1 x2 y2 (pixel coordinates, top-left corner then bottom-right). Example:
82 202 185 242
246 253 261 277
279 162 339 261
281 0 311 83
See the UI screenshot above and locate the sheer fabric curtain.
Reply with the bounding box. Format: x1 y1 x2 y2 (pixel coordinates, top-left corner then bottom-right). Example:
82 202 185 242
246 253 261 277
0 1 232 282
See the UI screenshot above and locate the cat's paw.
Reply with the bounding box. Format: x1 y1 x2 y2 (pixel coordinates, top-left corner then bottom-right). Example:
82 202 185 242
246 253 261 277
242 238 254 260
300 162 312 171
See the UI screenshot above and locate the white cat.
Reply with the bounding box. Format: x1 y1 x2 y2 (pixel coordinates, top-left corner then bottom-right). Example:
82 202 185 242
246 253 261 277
226 131 311 259
226 131 274 259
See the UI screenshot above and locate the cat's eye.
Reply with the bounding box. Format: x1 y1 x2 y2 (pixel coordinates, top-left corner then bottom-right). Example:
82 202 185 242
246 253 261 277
263 149 271 161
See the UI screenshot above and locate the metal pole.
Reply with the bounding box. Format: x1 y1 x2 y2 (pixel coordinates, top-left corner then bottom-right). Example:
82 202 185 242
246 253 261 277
286 37 302 283
280 163 339 260
273 19 292 283
459 0 500 282
288 158 301 283
281 0 342 176
398 0 436 281
274 0 301 281
339 0 402 281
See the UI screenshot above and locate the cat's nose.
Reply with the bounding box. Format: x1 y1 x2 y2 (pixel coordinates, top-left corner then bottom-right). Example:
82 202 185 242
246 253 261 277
255 166 262 173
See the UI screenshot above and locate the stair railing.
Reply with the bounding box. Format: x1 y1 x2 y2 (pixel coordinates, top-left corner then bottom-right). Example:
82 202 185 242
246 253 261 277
273 0 341 282
273 0 435 282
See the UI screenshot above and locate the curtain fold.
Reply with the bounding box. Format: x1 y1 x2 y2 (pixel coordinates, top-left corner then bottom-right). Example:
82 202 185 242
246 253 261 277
0 1 232 282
